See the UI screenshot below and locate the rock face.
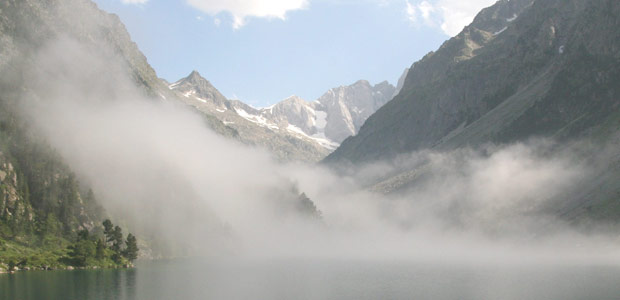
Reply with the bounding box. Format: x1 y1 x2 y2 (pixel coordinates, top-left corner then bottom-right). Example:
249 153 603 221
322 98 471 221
169 70 230 109
169 71 396 159
326 0 620 164
168 71 332 162
317 80 396 143
392 68 409 98
0 152 34 230
323 0 620 222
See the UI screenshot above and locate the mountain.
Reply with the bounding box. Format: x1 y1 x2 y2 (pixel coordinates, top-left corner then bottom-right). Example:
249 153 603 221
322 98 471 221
169 71 396 154
0 0 157 268
169 70 230 109
324 0 620 221
326 0 620 163
168 71 332 162
313 80 395 143
392 68 409 98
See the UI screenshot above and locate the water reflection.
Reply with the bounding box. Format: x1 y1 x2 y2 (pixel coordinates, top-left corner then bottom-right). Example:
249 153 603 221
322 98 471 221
2 260 620 300
0 268 136 300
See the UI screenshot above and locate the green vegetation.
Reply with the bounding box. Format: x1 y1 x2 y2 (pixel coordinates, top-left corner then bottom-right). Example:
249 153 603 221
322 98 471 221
0 220 138 273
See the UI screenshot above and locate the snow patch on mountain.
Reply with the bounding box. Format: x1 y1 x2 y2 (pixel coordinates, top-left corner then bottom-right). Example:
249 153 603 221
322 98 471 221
494 26 508 35
286 124 339 150
235 107 280 131
169 70 398 151
507 13 518 22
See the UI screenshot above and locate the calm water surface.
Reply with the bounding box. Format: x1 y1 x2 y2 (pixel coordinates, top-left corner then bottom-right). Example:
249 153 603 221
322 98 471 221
2 259 620 300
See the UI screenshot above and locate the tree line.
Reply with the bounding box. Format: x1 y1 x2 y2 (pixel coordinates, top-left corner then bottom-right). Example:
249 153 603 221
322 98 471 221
68 219 138 267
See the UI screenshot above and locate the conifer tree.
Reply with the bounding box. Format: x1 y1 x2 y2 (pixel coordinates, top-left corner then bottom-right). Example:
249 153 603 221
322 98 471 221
111 226 123 253
95 239 105 260
103 219 113 245
123 233 139 262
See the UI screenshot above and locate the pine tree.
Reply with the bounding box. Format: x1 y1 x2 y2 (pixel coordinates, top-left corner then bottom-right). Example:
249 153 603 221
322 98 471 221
123 233 139 262
77 229 89 241
70 240 96 267
103 219 113 245
111 226 123 253
95 239 105 260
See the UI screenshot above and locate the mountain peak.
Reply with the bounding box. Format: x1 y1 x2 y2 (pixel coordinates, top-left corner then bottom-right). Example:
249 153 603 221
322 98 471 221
282 95 305 103
352 79 371 87
187 70 204 81
169 70 229 108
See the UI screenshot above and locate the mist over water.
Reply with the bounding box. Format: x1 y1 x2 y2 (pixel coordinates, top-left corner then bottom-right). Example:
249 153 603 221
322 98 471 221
17 37 620 266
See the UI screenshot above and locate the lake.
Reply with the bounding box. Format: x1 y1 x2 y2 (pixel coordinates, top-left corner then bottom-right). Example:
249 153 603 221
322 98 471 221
2 258 620 300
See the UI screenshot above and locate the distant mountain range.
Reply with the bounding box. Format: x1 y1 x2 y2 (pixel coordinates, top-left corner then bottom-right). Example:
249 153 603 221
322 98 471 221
167 69 407 160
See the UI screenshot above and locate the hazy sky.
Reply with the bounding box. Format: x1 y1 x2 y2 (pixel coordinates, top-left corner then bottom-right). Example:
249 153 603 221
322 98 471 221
93 0 496 107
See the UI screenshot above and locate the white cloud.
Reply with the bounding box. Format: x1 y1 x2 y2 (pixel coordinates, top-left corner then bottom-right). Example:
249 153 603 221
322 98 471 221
417 1 435 20
186 0 309 29
121 0 148 4
438 0 496 36
406 1 417 22
405 0 497 36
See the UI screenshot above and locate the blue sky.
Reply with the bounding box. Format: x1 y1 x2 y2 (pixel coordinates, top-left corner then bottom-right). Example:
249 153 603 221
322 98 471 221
93 0 495 107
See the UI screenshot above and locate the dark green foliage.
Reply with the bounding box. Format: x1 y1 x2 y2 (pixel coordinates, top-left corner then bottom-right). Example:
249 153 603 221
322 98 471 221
65 220 139 267
296 193 322 219
77 229 89 241
123 234 138 262
95 239 105 260
103 219 113 244
111 226 123 253
69 239 96 267
8 260 16 272
2 220 139 270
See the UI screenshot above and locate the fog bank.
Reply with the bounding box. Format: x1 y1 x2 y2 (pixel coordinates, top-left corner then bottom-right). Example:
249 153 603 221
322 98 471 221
17 37 620 265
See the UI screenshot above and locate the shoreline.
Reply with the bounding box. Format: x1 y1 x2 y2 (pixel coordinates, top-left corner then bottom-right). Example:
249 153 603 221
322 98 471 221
0 263 135 274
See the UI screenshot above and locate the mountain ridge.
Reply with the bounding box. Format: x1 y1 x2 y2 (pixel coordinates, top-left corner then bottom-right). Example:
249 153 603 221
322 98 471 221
325 0 619 164
168 70 398 158
323 0 620 223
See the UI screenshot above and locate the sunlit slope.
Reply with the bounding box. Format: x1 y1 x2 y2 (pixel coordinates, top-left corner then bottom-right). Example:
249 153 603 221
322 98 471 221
325 0 620 164
167 71 332 163
324 0 620 222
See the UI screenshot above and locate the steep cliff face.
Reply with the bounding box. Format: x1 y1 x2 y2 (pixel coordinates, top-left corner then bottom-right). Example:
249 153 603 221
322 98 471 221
318 80 396 143
326 0 620 164
323 0 620 222
0 152 34 236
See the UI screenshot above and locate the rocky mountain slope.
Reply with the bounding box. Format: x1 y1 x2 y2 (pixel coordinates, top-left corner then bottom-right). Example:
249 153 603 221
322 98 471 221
169 71 400 154
168 71 332 162
327 0 620 163
324 0 620 222
0 0 129 261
